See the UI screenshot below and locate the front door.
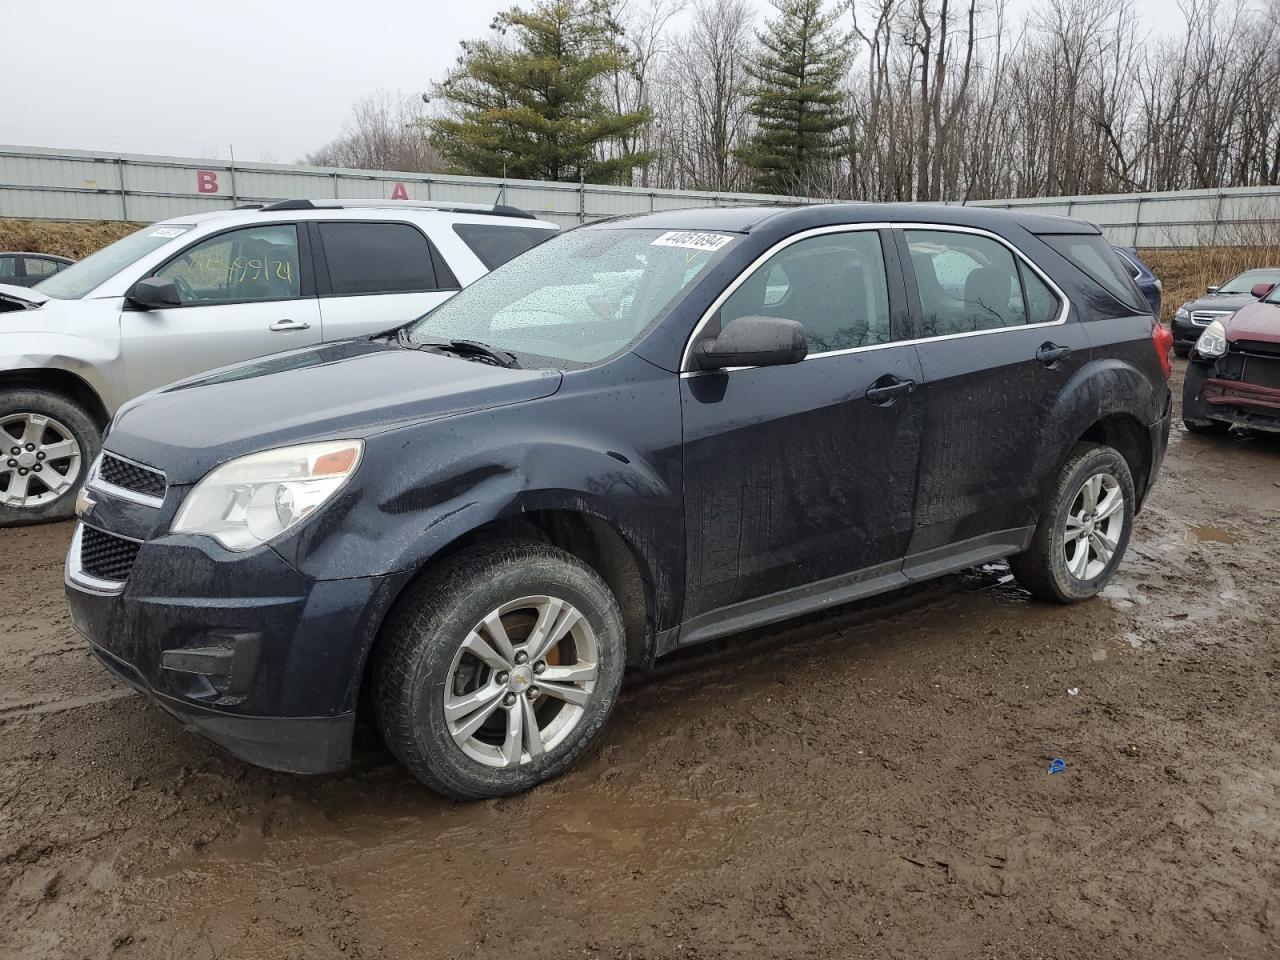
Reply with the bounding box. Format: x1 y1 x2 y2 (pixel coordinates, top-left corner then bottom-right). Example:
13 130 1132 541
679 227 924 640
896 227 1091 555
121 222 321 395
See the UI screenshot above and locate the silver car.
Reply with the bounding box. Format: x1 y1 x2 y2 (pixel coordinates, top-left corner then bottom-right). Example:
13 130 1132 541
0 200 557 525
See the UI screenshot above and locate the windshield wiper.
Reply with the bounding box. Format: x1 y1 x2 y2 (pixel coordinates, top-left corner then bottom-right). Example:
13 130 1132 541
410 336 521 368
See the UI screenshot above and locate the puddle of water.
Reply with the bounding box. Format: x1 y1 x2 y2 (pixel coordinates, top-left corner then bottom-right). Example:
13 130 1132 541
1189 525 1238 545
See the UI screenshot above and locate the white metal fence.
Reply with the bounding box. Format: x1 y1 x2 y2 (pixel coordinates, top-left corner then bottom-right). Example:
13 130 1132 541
4 143 1280 247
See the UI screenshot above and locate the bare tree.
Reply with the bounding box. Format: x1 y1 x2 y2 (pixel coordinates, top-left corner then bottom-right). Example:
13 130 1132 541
304 90 442 173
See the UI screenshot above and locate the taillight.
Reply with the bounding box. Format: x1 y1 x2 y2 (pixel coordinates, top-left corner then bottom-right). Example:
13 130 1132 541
1152 322 1173 379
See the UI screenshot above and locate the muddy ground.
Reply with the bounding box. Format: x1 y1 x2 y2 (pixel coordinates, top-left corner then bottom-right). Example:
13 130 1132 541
3 363 1279 960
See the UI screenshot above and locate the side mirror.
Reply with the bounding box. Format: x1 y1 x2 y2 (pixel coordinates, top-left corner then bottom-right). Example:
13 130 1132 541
694 315 807 370
1251 282 1275 299
127 276 181 309
1206 285 1219 294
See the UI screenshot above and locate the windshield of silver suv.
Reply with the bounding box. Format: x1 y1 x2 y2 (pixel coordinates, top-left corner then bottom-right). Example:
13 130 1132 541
35 223 194 299
404 227 739 367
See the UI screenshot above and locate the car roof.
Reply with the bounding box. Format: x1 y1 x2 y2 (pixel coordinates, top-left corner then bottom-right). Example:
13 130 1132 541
155 201 558 231
0 251 73 261
589 202 1100 236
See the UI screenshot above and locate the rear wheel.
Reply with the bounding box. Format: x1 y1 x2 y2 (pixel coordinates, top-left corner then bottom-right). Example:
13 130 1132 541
0 389 100 527
375 540 626 799
1010 442 1135 603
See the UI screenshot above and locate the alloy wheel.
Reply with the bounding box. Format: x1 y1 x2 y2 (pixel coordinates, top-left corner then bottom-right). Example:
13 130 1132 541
443 595 599 768
1062 471 1125 581
0 413 81 508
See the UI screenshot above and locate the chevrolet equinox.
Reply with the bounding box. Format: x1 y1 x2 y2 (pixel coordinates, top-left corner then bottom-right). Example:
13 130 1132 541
65 204 1173 799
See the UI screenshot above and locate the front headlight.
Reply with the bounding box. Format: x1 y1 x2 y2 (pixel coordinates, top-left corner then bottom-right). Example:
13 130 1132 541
1174 307 1190 322
172 440 363 551
1195 319 1228 359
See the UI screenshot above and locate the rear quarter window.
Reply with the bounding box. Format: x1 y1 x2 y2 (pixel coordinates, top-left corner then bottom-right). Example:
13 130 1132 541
453 224 558 270
1041 234 1146 312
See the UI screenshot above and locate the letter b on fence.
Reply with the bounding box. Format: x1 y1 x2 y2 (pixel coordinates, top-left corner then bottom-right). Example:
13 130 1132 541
196 170 219 194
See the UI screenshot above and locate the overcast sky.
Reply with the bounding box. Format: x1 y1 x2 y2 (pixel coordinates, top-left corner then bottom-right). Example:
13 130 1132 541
2 0 1170 165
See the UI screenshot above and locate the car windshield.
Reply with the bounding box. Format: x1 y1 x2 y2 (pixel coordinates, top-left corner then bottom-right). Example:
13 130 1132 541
403 227 739 366
34 223 194 299
1217 269 1280 295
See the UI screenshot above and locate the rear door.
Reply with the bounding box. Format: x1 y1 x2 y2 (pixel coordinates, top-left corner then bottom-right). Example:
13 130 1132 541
312 221 459 340
120 222 322 394
896 226 1090 559
679 227 924 635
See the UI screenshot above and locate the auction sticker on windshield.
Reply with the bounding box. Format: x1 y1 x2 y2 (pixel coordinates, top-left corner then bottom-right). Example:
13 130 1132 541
650 231 735 252
148 227 191 239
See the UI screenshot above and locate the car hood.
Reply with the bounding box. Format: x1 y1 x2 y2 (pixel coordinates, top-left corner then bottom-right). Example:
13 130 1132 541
106 339 563 484
1180 292 1258 314
0 282 50 311
1223 301 1280 344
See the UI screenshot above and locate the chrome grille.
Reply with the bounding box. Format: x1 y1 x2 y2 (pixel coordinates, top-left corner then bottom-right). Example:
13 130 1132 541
79 525 142 582
98 453 166 500
1191 310 1232 327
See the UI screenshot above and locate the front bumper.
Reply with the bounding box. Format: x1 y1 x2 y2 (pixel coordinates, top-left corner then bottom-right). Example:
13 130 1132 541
1172 316 1205 349
65 524 401 774
1183 356 1280 433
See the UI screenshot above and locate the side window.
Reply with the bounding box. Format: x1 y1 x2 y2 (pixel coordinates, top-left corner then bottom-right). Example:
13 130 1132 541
0 257 15 279
156 225 300 304
453 224 558 270
720 231 892 353
1041 234 1145 311
1021 262 1061 325
905 230 1031 336
23 257 60 279
319 222 438 295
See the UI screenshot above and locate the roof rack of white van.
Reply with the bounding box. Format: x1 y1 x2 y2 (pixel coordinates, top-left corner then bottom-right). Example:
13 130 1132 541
257 198 537 220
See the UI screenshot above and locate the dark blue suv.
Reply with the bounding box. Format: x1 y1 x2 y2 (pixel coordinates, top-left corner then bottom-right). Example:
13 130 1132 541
65 204 1173 798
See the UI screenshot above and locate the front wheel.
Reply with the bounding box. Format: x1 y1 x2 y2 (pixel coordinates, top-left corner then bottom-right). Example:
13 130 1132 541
1010 442 1136 603
0 388 101 527
375 540 626 799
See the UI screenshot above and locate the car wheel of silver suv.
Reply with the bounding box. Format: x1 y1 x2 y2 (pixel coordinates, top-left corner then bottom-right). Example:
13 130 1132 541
0 388 100 527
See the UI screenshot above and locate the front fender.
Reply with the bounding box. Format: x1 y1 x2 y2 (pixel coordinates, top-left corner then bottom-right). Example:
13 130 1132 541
273 355 685 629
0 331 123 412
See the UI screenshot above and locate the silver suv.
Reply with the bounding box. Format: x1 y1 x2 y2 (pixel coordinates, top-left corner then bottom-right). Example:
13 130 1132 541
0 200 557 525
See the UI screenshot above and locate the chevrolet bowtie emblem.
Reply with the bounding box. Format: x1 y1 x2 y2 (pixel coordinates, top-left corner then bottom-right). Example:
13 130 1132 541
75 488 96 519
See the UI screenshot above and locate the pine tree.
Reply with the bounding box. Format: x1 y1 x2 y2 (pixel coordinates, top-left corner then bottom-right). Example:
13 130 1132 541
426 0 653 183
738 0 851 195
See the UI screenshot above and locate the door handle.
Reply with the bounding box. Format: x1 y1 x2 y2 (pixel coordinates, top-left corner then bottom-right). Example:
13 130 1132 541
865 375 916 405
1036 342 1072 366
269 318 311 332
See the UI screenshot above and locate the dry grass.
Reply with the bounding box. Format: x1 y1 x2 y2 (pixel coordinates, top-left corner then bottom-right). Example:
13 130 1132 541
0 218 140 261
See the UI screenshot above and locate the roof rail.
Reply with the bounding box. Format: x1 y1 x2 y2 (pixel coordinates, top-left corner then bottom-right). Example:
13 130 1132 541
256 198 536 220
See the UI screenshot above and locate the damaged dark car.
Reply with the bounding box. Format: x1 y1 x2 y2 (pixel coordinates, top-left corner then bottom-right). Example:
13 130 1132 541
1183 286 1280 435
64 204 1172 799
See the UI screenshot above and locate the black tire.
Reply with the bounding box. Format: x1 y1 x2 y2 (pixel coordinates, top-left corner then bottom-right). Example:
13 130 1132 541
1010 442 1135 604
375 540 626 799
1183 418 1231 436
1174 345 1190 359
0 388 101 527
